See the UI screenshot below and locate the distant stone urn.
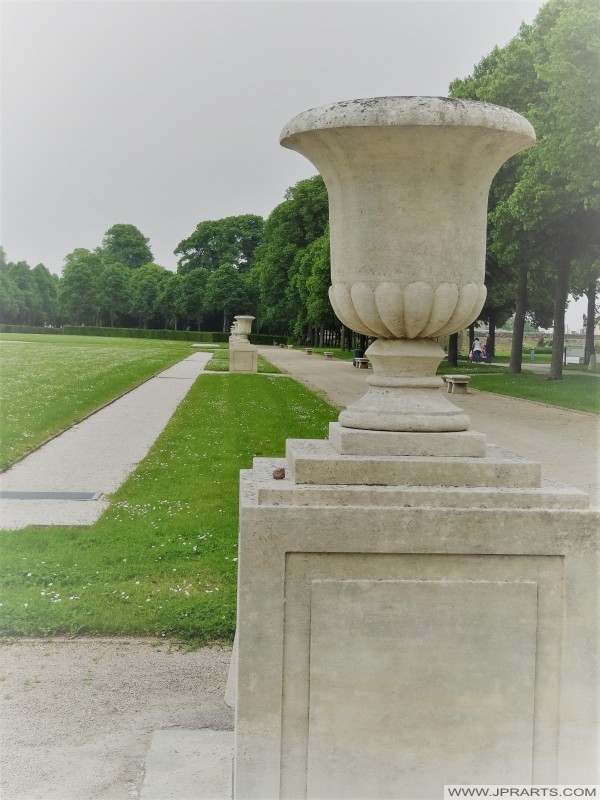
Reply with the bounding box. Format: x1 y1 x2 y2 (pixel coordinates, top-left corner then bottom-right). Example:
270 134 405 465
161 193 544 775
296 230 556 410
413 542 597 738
281 97 535 431
233 315 255 343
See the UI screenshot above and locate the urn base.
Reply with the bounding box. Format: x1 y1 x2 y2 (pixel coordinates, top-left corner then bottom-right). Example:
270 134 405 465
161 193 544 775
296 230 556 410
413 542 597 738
339 338 470 432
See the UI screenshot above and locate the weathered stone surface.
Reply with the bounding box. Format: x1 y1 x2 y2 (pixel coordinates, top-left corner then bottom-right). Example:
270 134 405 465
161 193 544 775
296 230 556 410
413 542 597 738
234 470 599 797
329 421 487 457
229 343 258 374
286 437 542 488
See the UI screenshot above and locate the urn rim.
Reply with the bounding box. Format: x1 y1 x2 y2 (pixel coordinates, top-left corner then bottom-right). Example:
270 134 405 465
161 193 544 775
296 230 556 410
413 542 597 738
280 95 535 145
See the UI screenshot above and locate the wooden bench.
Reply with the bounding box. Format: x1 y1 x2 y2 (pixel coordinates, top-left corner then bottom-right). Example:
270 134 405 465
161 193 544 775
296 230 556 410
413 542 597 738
354 357 371 369
323 351 333 359
444 375 471 394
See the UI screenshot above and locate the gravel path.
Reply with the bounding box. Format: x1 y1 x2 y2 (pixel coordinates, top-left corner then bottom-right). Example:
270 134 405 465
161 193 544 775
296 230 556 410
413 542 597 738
259 346 600 505
1 346 597 800
0 639 233 800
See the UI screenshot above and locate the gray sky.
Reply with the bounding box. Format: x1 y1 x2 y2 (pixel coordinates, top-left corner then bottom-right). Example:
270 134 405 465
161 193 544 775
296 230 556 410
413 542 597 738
2 0 586 329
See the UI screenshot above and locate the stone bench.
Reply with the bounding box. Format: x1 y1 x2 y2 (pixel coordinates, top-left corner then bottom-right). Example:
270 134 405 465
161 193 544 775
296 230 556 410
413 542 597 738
306 348 313 355
323 352 334 359
287 344 293 349
443 374 471 394
354 357 371 369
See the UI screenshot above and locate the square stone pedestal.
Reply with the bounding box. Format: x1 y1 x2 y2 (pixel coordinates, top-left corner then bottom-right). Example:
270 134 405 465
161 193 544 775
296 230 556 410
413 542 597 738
229 343 258 373
231 423 598 799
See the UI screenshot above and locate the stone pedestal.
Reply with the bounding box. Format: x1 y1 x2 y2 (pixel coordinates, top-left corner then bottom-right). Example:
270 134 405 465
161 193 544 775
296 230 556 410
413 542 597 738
232 423 598 798
229 343 258 374
229 315 258 373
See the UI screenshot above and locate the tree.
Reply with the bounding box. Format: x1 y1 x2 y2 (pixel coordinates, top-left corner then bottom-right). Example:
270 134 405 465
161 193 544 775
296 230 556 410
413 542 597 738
31 263 58 326
97 263 131 327
129 263 165 328
179 268 210 330
156 271 181 330
450 0 600 379
252 176 329 335
59 249 103 325
101 224 153 270
175 215 264 274
204 263 251 331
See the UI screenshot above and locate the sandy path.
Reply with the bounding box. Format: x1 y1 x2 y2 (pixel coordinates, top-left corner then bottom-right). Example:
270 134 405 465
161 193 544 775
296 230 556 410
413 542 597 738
259 346 600 505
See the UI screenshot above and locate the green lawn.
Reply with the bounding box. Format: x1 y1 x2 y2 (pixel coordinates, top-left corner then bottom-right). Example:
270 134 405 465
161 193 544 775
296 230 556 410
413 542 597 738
203 348 281 373
0 334 193 469
0 373 338 644
0 335 596 644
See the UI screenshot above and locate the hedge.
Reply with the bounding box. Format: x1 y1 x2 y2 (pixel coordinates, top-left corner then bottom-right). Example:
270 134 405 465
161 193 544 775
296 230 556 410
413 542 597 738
61 326 229 343
0 324 293 344
0 325 63 335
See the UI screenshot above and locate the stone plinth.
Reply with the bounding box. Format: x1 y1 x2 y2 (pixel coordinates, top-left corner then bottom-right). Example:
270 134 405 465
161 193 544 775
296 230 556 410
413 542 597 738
229 344 258 374
229 315 258 373
232 427 599 799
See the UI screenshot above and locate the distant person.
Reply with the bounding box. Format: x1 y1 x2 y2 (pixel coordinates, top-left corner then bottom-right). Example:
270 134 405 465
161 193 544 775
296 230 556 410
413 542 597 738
472 337 482 363
485 334 492 363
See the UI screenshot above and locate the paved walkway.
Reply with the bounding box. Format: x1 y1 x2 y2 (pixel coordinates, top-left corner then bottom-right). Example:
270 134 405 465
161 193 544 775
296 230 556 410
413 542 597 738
0 352 213 529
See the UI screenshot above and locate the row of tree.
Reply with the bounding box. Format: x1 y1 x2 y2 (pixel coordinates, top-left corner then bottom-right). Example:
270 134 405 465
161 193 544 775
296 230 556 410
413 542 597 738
0 221 266 333
2 0 598 376
449 0 599 375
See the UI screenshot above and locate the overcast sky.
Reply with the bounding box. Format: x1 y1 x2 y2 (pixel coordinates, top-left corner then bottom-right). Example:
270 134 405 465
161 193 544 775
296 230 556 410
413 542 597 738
1 0 586 330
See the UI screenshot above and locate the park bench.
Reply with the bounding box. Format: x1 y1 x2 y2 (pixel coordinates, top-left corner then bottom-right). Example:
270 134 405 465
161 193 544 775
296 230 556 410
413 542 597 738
306 348 313 355
287 344 293 349
354 357 371 369
323 351 334 359
443 374 471 394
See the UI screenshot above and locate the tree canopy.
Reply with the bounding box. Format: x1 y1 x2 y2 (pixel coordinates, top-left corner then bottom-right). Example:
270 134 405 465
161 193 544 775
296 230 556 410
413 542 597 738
450 0 600 375
101 224 153 270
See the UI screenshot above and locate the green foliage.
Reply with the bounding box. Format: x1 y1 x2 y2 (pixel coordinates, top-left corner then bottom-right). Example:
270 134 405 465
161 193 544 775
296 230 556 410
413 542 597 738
175 215 264 274
450 0 600 379
59 249 104 325
101 223 153 269
205 263 253 331
252 175 330 335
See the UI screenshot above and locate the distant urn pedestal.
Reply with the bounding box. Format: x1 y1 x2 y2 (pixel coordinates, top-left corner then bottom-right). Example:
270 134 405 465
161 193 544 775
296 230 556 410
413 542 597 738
228 98 599 799
229 315 257 373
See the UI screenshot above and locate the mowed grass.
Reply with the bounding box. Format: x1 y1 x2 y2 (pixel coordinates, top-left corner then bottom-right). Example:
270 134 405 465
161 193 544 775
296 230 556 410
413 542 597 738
203 348 281 373
0 374 338 644
436 360 599 413
0 334 193 469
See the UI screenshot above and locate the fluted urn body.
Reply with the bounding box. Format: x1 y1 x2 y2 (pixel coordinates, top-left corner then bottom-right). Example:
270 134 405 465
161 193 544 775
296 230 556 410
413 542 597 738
281 97 535 431
234 315 255 342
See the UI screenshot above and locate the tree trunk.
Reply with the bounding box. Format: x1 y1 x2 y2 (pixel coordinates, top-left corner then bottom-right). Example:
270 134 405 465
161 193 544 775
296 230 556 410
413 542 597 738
468 324 475 354
548 251 570 381
509 261 528 374
487 310 496 358
585 281 597 364
447 333 458 367
340 325 347 351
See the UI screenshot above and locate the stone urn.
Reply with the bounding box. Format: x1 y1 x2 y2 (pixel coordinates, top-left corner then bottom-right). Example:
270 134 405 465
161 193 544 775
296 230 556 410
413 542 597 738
280 97 535 431
233 315 255 343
